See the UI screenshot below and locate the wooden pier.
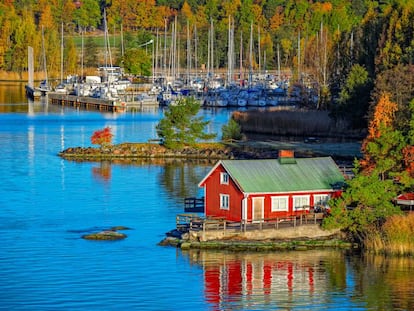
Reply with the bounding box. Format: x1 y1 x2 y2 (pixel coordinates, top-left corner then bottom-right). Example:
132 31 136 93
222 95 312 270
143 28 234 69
48 92 126 112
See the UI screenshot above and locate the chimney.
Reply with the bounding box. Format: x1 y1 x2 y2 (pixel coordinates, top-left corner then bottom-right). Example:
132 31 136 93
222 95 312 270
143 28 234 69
278 150 296 164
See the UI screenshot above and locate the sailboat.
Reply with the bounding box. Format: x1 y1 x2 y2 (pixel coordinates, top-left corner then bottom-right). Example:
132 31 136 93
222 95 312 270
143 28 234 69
36 26 51 95
54 23 69 94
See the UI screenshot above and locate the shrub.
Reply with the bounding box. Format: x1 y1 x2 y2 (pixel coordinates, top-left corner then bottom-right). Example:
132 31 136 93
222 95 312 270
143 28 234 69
222 118 242 141
91 127 113 148
364 213 414 256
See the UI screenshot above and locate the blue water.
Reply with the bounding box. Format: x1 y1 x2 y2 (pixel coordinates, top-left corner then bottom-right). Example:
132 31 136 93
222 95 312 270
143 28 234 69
1 91 414 310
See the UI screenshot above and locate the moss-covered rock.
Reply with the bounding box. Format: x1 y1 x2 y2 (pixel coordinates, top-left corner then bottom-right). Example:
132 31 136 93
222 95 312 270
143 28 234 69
158 236 356 251
82 230 127 240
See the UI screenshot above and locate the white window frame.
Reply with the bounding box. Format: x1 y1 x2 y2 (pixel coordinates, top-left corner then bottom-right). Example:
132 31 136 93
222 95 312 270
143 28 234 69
220 172 229 185
293 195 310 211
220 194 230 210
314 194 330 208
271 196 289 212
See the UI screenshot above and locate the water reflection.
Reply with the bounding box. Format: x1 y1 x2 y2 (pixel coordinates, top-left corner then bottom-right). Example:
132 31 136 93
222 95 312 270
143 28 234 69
87 158 214 202
159 160 213 200
0 81 26 105
354 255 414 311
183 249 346 310
92 161 112 181
179 249 414 310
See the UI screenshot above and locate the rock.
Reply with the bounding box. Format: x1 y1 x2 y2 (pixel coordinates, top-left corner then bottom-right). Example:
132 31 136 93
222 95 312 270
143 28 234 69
180 242 192 250
158 237 180 247
110 226 131 231
82 230 127 240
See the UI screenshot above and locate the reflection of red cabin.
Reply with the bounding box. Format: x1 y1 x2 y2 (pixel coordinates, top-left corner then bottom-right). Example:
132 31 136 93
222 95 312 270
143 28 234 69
198 151 344 222
204 257 320 308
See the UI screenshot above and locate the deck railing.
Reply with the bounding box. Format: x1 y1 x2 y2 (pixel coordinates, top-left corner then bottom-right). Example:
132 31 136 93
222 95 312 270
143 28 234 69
184 197 204 213
176 212 325 233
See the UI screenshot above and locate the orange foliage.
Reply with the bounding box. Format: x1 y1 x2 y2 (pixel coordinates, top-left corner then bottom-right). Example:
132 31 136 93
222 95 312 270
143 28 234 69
313 2 333 14
321 2 333 13
367 92 398 139
181 1 193 19
269 10 284 31
403 145 414 177
91 127 113 147
360 92 398 172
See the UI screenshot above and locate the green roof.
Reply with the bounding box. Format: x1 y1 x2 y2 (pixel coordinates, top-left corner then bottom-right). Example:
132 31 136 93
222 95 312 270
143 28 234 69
220 157 344 193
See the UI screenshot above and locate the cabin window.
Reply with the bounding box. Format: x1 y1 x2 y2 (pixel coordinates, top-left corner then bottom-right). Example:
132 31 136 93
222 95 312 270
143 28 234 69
293 195 310 211
220 172 229 184
271 196 288 212
220 194 230 210
314 194 330 208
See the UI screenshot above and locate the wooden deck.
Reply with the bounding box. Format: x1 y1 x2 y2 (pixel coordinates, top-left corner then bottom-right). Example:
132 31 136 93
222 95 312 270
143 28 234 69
48 93 126 112
176 212 325 234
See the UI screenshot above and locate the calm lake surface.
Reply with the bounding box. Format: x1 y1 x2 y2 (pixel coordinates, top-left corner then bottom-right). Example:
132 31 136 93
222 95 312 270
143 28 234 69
1 82 414 310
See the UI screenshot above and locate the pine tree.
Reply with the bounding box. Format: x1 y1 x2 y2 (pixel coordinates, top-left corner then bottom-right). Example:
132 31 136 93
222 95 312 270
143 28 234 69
156 97 216 150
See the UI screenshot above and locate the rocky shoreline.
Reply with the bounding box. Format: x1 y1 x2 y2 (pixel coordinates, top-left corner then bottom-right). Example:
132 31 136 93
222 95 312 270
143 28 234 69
58 140 357 162
158 236 356 252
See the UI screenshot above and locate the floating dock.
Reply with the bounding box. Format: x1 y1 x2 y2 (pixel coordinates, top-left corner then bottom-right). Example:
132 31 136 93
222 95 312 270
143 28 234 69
48 92 127 112
48 92 159 112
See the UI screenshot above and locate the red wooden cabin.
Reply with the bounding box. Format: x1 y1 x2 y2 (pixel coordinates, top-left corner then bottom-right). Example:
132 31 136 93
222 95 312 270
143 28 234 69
198 151 344 222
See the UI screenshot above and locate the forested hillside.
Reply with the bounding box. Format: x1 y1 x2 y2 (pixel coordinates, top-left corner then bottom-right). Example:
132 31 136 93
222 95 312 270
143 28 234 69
1 0 414 130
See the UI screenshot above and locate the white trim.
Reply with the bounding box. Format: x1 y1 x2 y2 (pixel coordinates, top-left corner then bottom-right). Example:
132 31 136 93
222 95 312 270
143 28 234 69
220 193 230 210
314 194 330 207
198 160 224 187
242 197 248 221
220 172 229 184
271 196 289 212
293 195 310 211
242 189 335 195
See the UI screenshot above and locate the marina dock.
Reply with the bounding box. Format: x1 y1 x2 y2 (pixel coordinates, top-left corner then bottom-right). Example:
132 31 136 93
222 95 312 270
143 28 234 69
47 92 158 112
48 92 125 112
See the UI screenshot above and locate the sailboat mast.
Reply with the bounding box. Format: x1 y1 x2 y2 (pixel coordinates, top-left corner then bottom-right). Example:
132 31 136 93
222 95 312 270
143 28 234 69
277 43 281 80
155 29 159 81
298 31 301 80
41 26 48 86
194 24 198 79
249 23 253 87
121 24 124 58
60 22 64 83
81 28 84 79
207 25 210 79
164 18 167 79
258 25 261 75
187 20 190 84
239 31 243 84
211 19 214 79
227 16 234 86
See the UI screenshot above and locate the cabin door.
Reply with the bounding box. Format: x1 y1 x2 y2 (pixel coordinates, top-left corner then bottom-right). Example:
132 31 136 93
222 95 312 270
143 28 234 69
252 197 264 222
